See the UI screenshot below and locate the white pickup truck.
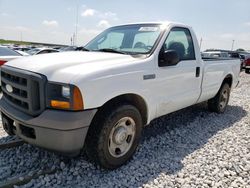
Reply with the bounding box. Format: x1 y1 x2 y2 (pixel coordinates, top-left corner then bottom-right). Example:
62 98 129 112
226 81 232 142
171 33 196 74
0 22 241 169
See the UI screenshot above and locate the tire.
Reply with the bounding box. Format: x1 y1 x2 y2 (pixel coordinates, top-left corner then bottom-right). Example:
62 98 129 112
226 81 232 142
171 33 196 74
85 103 143 169
2 115 15 136
246 69 250 74
208 83 230 113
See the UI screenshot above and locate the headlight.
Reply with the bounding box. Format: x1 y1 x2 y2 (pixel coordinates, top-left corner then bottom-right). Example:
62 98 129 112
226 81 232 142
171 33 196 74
62 86 70 98
46 82 84 111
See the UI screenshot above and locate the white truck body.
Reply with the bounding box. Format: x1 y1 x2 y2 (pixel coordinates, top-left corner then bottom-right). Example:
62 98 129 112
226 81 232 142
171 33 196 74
0 22 241 168
6 22 240 123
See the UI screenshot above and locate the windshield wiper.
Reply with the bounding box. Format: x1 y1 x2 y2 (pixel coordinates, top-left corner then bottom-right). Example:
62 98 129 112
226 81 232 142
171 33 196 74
97 48 127 54
75 47 89 51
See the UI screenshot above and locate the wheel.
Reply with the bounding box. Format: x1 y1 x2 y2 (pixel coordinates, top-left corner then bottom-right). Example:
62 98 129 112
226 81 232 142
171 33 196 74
2 115 15 136
246 69 250 74
208 83 230 113
85 104 143 169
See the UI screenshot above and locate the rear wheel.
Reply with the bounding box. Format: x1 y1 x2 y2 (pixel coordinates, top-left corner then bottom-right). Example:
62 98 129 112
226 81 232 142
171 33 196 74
208 83 230 113
85 104 143 169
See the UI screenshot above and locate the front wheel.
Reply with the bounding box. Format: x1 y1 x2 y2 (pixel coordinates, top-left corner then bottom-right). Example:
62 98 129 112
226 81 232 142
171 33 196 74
208 83 230 113
85 104 143 169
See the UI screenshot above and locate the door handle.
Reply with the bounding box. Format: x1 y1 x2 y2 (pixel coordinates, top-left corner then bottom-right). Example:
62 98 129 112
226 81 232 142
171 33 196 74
196 67 200 77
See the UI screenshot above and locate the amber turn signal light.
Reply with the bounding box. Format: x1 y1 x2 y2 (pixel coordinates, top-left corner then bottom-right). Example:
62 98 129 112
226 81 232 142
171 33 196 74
50 100 70 109
73 86 84 110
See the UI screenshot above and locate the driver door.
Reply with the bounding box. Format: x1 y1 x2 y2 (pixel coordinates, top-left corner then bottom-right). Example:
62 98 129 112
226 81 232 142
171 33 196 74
155 27 202 116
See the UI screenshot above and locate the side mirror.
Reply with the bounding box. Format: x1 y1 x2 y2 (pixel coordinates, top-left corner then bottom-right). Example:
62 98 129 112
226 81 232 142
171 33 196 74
159 50 180 67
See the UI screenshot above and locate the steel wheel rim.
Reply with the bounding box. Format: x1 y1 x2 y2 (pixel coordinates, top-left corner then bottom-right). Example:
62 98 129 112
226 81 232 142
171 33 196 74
219 88 228 110
108 117 136 158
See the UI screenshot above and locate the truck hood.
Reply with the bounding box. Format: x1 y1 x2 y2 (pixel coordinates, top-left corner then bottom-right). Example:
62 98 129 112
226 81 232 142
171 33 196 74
5 51 140 83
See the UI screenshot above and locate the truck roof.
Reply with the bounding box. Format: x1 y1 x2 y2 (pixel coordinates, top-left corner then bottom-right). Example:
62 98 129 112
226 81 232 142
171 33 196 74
112 21 189 28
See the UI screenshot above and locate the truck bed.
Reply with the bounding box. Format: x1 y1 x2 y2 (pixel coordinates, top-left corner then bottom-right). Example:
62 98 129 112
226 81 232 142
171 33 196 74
202 57 238 61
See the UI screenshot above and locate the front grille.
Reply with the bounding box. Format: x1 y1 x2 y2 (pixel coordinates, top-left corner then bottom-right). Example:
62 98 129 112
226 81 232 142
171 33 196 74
1 66 46 116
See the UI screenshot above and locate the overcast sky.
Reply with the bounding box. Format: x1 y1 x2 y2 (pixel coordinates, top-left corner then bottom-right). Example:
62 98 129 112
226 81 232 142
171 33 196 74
0 0 250 51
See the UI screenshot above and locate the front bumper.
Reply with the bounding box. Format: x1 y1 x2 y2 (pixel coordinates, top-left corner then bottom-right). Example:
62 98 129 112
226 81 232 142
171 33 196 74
0 98 97 155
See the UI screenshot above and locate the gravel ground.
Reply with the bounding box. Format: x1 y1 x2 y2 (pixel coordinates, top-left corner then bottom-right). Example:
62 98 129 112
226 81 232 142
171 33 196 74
0 73 249 188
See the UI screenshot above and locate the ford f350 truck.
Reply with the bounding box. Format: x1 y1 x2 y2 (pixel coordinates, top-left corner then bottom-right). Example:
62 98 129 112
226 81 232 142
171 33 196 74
0 22 241 169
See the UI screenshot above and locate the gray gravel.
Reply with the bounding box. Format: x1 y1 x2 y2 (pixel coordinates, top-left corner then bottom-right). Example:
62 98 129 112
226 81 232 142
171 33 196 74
0 73 249 188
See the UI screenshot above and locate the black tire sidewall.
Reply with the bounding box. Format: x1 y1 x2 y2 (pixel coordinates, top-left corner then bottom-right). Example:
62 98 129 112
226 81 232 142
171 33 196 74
98 105 142 168
216 83 230 113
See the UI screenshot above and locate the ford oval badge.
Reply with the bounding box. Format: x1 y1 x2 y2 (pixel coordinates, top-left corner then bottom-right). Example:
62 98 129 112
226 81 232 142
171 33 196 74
6 84 13 93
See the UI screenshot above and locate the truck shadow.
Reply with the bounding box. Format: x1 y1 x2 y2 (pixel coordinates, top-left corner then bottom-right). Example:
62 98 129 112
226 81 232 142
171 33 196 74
0 103 247 187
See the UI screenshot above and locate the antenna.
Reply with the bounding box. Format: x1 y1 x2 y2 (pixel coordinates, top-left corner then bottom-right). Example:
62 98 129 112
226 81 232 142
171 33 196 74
199 37 203 50
231 40 235 51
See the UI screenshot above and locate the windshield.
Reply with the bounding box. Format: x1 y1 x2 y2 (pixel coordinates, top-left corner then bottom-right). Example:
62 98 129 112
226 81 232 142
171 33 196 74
84 24 163 55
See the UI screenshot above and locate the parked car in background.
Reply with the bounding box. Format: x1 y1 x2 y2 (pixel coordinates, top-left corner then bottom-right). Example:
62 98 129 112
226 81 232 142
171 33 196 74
228 52 246 70
0 46 23 90
53 46 62 50
239 54 250 70
59 46 78 52
203 50 250 70
245 57 250 73
11 47 31 52
15 50 30 56
0 46 22 66
201 51 229 58
27 48 59 55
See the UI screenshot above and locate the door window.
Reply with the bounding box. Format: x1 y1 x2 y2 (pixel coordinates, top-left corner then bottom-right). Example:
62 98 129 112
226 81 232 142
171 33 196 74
162 27 195 61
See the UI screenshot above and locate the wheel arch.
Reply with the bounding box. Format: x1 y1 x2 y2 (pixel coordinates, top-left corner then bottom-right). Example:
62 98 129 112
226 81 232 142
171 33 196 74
222 74 233 88
93 93 148 126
